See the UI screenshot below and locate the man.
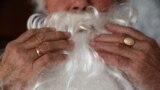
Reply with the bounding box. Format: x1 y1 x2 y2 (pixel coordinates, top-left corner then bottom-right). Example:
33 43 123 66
0 0 160 90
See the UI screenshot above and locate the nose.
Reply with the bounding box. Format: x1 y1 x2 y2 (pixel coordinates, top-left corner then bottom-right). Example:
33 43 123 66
70 0 89 11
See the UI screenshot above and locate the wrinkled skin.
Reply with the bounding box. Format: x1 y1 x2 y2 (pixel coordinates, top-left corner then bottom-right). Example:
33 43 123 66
0 0 160 90
90 24 160 90
0 29 73 89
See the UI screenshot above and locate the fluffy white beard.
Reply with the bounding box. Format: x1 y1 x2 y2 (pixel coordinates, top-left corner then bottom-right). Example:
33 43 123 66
27 3 138 90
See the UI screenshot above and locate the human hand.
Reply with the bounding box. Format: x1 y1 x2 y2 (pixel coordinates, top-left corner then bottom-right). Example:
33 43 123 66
0 28 73 90
90 24 160 90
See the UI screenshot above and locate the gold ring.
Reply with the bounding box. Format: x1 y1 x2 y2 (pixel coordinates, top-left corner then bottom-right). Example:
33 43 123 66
123 37 135 46
36 48 42 56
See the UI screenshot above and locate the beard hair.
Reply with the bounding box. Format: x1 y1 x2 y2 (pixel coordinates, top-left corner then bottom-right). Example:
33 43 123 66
27 3 138 90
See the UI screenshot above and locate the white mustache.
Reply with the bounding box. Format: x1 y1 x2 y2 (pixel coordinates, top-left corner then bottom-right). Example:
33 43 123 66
27 3 137 33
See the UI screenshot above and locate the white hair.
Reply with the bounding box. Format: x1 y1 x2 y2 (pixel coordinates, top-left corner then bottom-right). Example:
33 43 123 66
26 3 139 90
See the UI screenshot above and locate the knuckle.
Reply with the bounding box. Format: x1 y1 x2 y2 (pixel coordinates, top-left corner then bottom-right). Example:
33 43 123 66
116 43 125 50
6 41 18 51
6 42 25 58
6 41 14 48
116 56 121 62
41 42 51 51
60 40 68 45
120 34 127 41
35 33 45 42
5 42 29 65
43 54 52 61
39 54 52 67
118 60 124 66
12 47 23 55
114 56 124 66
137 51 147 60
119 33 126 38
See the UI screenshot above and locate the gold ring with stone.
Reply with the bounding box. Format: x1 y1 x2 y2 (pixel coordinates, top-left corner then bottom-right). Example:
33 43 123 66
123 37 135 46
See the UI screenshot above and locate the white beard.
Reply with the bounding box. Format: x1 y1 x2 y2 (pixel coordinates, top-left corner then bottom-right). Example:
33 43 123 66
27 3 138 90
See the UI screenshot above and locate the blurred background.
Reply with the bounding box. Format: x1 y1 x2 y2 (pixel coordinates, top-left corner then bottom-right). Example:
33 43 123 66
0 0 33 48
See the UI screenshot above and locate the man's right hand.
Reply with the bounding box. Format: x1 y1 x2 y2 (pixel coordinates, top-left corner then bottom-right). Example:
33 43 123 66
0 28 73 89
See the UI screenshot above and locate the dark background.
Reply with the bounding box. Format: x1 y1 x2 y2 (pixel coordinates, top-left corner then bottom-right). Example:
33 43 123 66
0 0 33 48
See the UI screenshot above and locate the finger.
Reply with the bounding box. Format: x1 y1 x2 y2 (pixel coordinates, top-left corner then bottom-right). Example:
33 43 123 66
133 40 157 53
98 51 131 68
15 28 53 43
94 33 128 43
24 40 73 62
26 49 42 61
106 24 149 40
37 40 73 54
93 33 156 53
90 41 138 60
33 53 68 70
25 41 71 62
22 31 71 49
